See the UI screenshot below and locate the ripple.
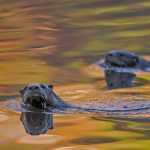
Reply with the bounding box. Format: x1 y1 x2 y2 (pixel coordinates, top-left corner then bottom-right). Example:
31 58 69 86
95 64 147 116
16 134 62 144
0 114 9 122
80 100 150 114
70 136 118 145
1 98 150 118
55 147 98 150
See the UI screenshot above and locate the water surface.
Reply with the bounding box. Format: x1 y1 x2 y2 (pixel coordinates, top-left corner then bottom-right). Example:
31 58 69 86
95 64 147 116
0 0 150 149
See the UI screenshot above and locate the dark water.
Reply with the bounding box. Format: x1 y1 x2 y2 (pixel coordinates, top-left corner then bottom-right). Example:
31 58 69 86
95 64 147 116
0 0 150 149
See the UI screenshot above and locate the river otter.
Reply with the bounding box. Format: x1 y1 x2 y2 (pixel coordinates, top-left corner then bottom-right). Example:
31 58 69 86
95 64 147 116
20 84 73 109
99 50 150 71
95 50 150 89
20 84 150 113
20 84 101 111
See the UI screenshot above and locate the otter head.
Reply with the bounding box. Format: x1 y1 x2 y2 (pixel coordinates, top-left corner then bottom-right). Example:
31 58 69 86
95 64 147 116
20 84 53 109
105 50 139 67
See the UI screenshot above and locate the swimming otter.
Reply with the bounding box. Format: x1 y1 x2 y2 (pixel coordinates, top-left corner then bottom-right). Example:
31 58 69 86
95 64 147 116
20 84 73 109
20 84 101 111
100 50 150 71
20 84 150 113
95 50 150 89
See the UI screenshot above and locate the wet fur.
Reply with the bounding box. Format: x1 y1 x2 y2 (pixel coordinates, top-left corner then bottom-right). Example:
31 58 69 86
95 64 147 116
105 50 150 70
20 84 73 109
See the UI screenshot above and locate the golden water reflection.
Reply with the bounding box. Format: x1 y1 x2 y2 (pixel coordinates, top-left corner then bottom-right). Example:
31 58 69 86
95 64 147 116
0 0 150 149
0 0 150 87
0 111 149 150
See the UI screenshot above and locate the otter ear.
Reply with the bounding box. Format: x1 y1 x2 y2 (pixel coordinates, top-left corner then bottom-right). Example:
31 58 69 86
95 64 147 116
20 86 28 96
48 84 53 89
20 89 24 96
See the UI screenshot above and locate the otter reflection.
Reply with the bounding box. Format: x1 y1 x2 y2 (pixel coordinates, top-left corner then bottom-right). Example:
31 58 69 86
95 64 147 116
20 112 54 135
105 70 136 89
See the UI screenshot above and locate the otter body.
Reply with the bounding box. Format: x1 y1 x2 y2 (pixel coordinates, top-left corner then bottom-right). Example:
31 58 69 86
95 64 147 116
20 84 73 110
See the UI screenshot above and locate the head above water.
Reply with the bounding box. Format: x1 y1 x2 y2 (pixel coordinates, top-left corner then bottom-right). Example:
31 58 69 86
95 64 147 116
95 50 150 72
20 83 53 109
94 50 150 89
105 50 139 67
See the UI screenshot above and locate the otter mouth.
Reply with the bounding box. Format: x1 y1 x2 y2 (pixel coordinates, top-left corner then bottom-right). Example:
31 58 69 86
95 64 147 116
26 95 46 109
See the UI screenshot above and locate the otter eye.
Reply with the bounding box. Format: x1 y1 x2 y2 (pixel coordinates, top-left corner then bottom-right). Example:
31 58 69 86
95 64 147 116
108 53 113 57
119 53 124 57
29 87 32 90
40 84 46 89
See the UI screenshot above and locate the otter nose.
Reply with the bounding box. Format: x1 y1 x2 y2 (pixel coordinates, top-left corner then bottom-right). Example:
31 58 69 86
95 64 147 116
29 86 39 91
108 53 113 57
